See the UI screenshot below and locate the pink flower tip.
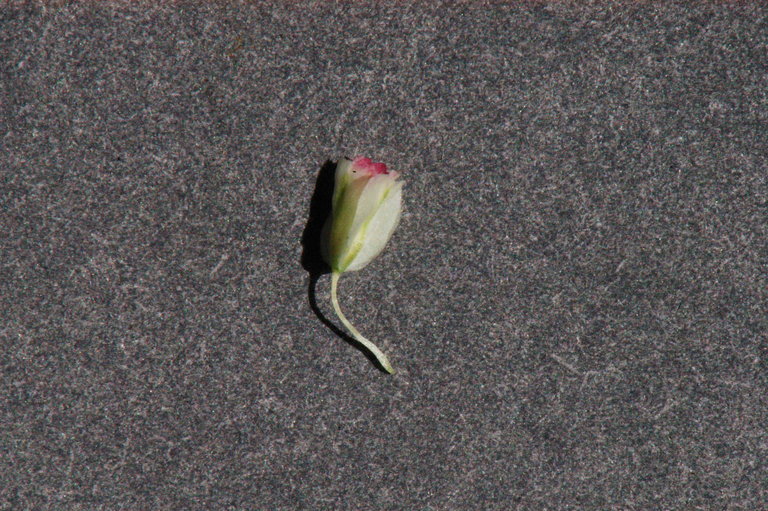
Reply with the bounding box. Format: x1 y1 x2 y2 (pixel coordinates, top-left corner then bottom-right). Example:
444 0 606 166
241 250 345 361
352 156 388 176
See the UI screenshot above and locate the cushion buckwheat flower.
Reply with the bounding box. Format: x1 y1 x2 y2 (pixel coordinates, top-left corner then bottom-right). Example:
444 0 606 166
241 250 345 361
322 156 403 373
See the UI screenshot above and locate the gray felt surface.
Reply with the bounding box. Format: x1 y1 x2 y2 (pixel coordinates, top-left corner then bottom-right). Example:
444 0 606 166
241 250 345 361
2 2 767 509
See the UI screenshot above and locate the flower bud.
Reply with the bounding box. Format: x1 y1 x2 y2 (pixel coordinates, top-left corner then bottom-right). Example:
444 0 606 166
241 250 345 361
322 156 404 374
322 157 403 273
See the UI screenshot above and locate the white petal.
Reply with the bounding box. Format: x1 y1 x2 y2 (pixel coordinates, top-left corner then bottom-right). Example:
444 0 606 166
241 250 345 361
327 175 371 270
349 174 397 239
332 158 354 210
344 181 403 272
330 174 393 271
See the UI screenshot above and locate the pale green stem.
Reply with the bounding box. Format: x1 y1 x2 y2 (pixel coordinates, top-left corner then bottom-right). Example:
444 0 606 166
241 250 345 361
330 272 395 374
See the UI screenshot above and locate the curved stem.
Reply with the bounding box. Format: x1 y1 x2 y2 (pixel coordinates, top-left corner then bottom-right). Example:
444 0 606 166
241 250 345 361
330 272 395 374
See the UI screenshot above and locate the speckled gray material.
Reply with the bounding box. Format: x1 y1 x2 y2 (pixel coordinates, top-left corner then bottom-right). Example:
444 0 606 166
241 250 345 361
2 2 766 509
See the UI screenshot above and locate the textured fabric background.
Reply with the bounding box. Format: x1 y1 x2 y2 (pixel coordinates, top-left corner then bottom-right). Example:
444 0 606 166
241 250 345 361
2 2 766 509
